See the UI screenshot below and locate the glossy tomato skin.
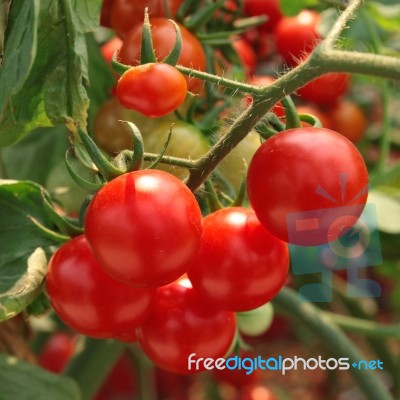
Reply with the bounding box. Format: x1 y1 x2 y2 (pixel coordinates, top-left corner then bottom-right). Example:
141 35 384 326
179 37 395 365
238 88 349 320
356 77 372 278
46 236 155 338
297 73 350 105
84 170 203 288
247 128 369 246
188 207 289 312
275 10 320 66
110 0 183 38
116 63 187 118
119 18 206 93
244 0 283 32
137 279 237 374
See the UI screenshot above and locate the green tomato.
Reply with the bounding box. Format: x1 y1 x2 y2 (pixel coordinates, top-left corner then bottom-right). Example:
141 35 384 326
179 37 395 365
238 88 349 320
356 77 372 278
237 302 274 337
218 130 262 192
143 121 210 180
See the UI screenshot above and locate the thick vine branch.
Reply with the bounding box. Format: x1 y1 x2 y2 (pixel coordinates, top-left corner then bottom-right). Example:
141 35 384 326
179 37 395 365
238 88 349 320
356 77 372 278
273 287 393 400
179 0 400 191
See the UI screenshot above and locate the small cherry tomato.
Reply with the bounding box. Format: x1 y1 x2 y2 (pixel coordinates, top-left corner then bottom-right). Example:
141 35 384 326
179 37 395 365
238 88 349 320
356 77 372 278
84 170 203 288
297 73 350 105
110 0 183 38
188 207 289 312
100 36 123 65
244 0 283 32
137 279 237 374
119 18 206 93
38 332 76 373
233 38 257 76
275 10 320 66
247 127 369 245
328 99 367 143
46 236 155 338
116 63 187 118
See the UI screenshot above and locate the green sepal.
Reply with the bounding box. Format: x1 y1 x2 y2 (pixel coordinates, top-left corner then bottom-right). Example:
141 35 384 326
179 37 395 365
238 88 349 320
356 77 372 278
185 0 225 31
78 129 126 181
65 148 105 192
140 8 157 64
161 20 182 66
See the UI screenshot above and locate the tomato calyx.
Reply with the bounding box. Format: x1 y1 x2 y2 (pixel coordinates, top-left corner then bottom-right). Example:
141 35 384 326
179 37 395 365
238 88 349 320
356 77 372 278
111 9 183 76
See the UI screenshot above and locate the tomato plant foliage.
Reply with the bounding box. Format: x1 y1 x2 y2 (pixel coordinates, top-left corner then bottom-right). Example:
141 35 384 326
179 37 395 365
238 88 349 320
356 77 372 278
0 0 400 399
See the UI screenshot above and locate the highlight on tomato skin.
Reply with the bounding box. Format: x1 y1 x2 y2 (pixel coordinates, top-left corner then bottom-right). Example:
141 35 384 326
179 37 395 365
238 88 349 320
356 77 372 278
188 207 290 312
274 10 321 67
137 278 237 374
119 17 206 93
115 63 188 118
84 169 204 289
246 127 369 246
46 235 156 339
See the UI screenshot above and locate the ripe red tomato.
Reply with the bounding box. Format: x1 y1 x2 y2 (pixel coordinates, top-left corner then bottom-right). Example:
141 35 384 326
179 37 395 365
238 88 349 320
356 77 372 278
46 236 155 338
38 332 75 373
137 278 237 374
247 128 369 246
297 72 350 105
110 0 183 38
116 63 187 117
119 18 206 93
328 99 367 143
84 170 203 288
100 36 123 65
244 0 283 32
275 10 320 66
188 207 289 312
232 38 257 76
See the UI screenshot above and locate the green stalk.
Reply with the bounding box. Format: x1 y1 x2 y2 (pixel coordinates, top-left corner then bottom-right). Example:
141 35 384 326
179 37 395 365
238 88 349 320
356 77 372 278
272 287 393 400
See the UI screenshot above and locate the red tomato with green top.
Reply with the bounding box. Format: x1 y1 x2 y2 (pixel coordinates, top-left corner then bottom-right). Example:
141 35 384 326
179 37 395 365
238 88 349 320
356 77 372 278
110 0 183 38
84 170 203 288
247 127 369 246
119 18 206 93
116 63 187 117
46 235 155 338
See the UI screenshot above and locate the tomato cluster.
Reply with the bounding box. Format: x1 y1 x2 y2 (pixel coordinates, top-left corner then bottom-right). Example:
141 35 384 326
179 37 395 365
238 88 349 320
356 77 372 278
45 0 371 392
46 167 291 374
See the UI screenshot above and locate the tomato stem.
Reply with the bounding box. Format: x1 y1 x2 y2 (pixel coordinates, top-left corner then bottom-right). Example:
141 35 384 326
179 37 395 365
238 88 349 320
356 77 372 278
273 287 393 400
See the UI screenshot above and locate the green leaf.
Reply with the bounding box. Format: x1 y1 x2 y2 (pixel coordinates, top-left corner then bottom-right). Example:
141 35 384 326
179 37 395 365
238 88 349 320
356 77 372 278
86 33 115 128
0 180 60 322
0 0 101 146
279 0 318 16
367 2 400 32
1 126 70 185
368 189 400 234
0 355 81 400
